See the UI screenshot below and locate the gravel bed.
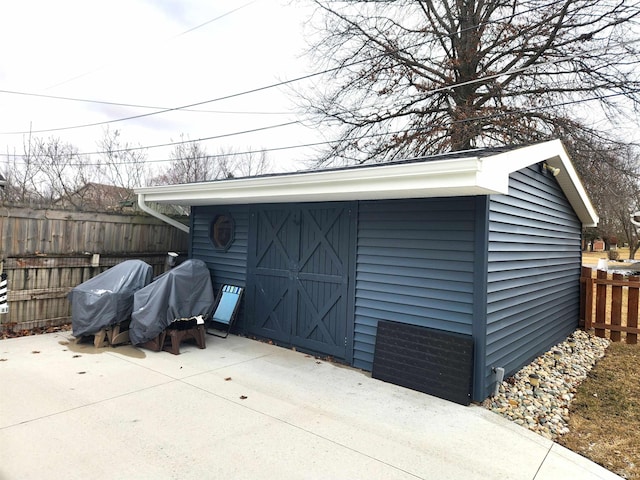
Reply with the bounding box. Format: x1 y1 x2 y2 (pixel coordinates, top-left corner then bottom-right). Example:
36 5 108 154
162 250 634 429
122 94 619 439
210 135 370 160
482 329 610 439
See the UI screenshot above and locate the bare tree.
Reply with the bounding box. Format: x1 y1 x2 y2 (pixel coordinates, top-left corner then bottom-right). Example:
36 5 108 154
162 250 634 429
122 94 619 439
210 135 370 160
32 137 97 207
564 135 640 257
151 137 273 185
98 127 149 190
1 136 98 208
300 0 640 166
151 136 214 185
1 138 43 206
216 147 272 178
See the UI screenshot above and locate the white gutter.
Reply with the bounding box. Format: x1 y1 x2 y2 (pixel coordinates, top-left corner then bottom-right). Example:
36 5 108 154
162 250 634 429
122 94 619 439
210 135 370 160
137 193 190 234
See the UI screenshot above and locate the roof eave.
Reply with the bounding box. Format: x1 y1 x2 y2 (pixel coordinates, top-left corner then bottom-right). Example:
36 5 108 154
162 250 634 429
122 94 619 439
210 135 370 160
136 156 509 206
135 140 598 227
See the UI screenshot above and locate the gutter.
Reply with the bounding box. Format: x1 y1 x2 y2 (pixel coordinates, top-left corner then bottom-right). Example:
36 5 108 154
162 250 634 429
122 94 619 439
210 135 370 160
137 193 190 234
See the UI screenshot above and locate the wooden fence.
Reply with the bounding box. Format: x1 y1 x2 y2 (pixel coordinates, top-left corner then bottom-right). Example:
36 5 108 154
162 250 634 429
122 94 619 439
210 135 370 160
580 266 639 344
0 207 188 332
0 207 187 255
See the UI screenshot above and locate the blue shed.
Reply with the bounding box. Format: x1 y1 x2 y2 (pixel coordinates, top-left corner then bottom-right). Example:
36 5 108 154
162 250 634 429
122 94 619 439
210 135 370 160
136 140 598 402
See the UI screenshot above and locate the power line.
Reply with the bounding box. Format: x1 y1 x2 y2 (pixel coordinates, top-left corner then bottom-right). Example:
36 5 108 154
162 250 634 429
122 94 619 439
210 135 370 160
1 0 636 159
46 1 261 91
0 120 300 158
4 88 637 166
0 0 571 136
0 70 327 135
4 31 634 152
0 89 291 116
175 0 259 37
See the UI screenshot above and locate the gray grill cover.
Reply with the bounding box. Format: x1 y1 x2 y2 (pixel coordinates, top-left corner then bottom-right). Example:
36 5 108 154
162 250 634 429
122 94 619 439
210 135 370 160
129 259 215 345
69 260 153 337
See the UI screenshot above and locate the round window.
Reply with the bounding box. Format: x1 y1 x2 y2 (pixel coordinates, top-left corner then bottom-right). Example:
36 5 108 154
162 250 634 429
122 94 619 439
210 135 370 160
210 214 235 251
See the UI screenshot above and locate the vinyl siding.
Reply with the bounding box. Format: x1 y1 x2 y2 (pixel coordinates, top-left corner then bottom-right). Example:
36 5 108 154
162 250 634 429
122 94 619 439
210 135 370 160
190 205 249 289
353 197 477 371
485 166 582 398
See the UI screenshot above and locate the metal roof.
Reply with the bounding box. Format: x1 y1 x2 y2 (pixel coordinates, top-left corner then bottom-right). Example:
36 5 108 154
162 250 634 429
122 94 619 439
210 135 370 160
136 139 598 227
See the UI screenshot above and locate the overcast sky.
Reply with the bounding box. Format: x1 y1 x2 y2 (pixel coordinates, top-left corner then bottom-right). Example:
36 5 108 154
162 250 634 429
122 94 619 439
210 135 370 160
0 0 320 175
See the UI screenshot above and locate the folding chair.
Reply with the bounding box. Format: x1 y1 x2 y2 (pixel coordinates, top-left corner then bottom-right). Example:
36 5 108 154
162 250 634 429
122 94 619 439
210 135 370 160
206 285 243 338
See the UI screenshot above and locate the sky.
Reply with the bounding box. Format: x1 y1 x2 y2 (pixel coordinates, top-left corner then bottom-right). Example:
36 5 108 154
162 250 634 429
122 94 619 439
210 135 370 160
2 0 639 186
0 0 321 178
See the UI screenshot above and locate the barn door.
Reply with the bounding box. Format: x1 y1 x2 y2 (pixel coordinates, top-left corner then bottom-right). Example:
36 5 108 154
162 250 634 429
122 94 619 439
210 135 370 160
247 204 353 360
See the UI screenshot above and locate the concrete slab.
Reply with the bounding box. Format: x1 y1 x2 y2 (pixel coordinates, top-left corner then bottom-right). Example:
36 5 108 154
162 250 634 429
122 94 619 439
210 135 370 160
0 332 622 480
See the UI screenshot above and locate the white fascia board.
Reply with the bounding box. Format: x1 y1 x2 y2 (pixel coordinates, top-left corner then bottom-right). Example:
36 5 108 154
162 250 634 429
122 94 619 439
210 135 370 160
485 140 598 227
136 156 509 205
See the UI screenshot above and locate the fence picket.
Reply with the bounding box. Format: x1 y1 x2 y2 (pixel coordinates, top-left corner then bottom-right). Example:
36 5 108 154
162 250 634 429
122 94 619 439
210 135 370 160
596 269 608 338
611 272 623 343
628 275 639 345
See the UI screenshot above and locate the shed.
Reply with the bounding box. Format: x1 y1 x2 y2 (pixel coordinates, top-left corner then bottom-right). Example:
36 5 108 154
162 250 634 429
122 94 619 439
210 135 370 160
136 140 598 402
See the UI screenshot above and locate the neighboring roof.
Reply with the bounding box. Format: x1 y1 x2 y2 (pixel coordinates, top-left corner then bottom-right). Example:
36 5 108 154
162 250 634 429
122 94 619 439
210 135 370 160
135 140 598 227
53 182 134 209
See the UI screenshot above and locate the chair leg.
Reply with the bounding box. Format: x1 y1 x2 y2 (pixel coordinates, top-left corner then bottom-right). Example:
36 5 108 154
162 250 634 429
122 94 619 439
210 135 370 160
93 329 109 348
196 324 206 347
138 331 166 352
163 330 181 355
107 322 130 345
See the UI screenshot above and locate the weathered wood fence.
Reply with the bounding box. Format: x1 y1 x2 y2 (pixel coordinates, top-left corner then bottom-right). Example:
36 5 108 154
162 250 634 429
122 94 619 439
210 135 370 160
0 207 188 332
580 266 639 344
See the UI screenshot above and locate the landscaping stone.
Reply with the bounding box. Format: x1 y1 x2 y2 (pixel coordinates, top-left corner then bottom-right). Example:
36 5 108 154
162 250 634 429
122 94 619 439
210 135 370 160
482 329 609 440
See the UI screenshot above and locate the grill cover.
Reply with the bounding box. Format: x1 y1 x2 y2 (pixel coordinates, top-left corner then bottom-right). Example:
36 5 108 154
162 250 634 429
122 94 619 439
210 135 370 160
129 259 215 345
69 260 153 337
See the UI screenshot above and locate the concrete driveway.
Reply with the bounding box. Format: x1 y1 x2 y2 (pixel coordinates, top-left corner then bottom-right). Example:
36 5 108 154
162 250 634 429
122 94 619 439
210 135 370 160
0 332 621 480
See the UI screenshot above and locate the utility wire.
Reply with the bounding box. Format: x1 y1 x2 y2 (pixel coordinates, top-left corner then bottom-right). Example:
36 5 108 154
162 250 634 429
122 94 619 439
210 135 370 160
0 0 572 135
1 71 326 135
5 31 635 138
46 0 260 90
5 88 637 166
0 89 291 116
2 0 637 165
3 31 636 155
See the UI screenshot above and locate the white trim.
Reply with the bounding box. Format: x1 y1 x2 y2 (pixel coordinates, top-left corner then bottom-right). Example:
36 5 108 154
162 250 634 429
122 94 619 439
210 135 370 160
135 140 598 227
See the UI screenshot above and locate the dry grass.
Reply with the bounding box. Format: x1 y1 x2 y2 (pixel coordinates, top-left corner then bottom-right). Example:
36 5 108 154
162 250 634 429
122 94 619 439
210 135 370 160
583 247 636 267
558 342 640 479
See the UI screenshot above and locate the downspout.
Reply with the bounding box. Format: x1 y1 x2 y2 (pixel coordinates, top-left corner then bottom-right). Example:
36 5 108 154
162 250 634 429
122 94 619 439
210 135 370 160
137 193 190 234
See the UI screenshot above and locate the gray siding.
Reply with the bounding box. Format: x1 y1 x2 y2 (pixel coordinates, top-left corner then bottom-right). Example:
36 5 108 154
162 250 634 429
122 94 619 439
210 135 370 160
485 166 582 398
190 205 249 289
353 197 477 371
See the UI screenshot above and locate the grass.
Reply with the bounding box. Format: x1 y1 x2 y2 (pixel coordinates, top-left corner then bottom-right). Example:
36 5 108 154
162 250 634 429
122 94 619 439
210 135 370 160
559 342 640 479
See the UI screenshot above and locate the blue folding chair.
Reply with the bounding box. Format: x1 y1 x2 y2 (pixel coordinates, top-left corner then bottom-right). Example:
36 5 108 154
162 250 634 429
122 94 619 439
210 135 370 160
206 285 244 338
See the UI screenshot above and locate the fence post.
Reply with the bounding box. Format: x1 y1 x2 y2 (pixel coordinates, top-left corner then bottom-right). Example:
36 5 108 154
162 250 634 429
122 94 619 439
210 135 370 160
581 266 590 327
595 269 608 338
583 267 594 330
628 275 639 345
